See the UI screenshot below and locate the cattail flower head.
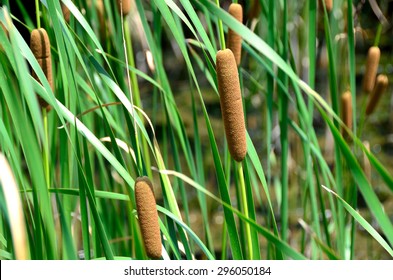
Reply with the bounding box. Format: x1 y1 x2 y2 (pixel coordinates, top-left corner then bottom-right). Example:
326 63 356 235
30 28 53 110
227 3 243 66
319 0 333 12
61 3 70 23
362 46 380 93
366 74 388 115
341 91 352 138
117 0 131 16
216 49 247 162
135 177 161 259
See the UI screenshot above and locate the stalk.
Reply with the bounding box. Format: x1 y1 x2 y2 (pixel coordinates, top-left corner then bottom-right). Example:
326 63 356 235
236 162 252 259
215 0 226 50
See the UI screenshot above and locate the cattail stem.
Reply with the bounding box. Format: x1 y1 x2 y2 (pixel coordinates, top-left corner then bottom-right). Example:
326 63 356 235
216 49 247 162
236 162 253 259
216 0 226 50
135 177 162 259
374 24 382 47
35 0 41 28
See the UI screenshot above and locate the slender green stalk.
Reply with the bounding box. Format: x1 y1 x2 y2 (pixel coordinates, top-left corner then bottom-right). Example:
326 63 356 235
121 14 143 175
308 0 316 107
123 20 152 177
35 0 40 28
279 0 289 244
215 0 226 50
236 162 252 259
374 24 382 47
266 0 275 203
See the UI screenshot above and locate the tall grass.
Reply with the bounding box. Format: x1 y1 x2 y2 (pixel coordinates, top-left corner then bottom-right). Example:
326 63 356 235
0 0 392 260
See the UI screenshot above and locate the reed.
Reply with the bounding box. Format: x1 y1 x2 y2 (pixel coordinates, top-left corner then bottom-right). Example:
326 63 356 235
117 0 131 16
227 3 243 66
30 28 53 110
362 46 381 93
341 90 352 138
216 49 247 162
366 74 388 115
135 177 162 259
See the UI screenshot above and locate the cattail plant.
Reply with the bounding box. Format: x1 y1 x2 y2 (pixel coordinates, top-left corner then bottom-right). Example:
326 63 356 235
135 177 162 259
341 91 352 138
117 0 131 16
362 46 381 93
227 3 243 66
216 49 247 162
366 74 388 115
30 28 53 110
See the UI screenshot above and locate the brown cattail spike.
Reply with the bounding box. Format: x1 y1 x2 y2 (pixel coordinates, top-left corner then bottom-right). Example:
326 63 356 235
319 0 333 12
135 177 162 259
30 28 53 110
216 49 247 162
61 3 70 23
366 74 388 115
362 46 380 93
227 4 243 66
341 91 352 138
117 0 131 16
